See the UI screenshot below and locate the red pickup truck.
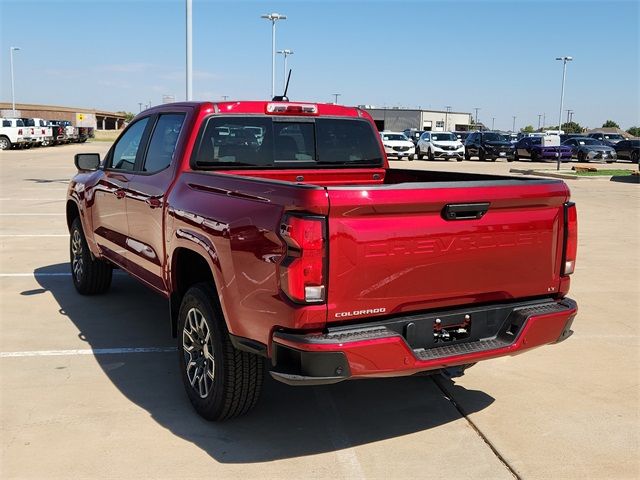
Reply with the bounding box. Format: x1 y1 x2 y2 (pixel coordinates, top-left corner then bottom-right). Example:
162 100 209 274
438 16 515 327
67 100 578 420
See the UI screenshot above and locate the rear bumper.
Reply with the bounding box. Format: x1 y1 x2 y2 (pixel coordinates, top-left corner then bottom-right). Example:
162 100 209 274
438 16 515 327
270 297 577 385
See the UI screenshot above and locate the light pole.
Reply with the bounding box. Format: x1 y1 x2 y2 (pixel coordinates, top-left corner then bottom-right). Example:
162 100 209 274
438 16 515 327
9 46 20 115
512 116 516 132
543 113 546 129
537 114 542 131
138 102 143 112
556 56 573 170
474 107 480 130
492 117 495 130
566 109 573 124
444 106 452 131
186 0 192 101
277 49 294 91
332 93 341 104
261 12 287 98
222 95 229 101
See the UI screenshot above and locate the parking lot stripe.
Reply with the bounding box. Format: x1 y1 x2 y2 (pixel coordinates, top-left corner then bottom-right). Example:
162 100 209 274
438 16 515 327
0 213 65 216
0 198 65 201
0 273 71 277
0 234 68 237
0 347 177 358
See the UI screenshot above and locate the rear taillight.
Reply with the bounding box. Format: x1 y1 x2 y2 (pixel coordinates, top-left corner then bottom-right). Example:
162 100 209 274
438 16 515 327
266 103 318 115
279 214 326 303
562 202 577 275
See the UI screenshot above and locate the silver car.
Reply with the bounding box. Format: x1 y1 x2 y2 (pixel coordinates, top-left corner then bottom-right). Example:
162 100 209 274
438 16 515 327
562 137 617 163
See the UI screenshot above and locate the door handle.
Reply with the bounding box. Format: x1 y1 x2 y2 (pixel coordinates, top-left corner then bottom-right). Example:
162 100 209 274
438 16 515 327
145 197 162 209
114 189 126 199
442 203 490 220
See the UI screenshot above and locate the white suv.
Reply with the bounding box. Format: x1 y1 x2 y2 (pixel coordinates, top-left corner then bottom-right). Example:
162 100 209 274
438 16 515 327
416 131 465 161
379 131 415 160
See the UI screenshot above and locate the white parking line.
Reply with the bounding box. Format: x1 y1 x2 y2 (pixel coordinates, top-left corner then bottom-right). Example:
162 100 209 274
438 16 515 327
0 347 177 358
0 234 68 237
0 198 65 201
0 273 71 277
0 213 65 216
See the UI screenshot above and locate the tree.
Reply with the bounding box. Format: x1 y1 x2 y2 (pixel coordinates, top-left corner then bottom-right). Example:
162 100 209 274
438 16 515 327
521 125 535 133
561 121 583 134
117 111 135 123
626 126 640 137
602 120 620 128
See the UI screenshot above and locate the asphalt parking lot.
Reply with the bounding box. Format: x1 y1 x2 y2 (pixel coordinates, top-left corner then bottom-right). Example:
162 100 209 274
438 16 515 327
1 144 638 479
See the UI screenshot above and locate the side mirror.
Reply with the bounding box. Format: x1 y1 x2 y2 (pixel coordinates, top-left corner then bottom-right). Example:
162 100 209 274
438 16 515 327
74 153 101 171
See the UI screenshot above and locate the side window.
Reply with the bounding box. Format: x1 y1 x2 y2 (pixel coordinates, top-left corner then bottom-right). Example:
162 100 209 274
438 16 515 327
108 118 149 171
142 114 185 173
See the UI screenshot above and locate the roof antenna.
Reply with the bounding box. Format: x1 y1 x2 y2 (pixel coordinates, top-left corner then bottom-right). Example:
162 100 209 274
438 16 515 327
272 69 292 101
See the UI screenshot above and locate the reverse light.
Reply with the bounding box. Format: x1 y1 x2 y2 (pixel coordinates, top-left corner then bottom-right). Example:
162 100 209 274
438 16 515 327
266 103 318 115
562 202 577 275
279 214 326 303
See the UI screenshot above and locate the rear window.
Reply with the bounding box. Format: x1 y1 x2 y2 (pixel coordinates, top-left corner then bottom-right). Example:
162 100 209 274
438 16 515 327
193 116 382 169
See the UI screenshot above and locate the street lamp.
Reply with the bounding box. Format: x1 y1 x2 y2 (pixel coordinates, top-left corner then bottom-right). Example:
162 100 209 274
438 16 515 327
474 107 480 130
332 93 341 104
276 49 294 91
556 56 573 170
261 12 287 98
512 116 516 132
492 117 495 130
186 0 192 100
445 106 451 131
537 114 542 131
9 46 20 115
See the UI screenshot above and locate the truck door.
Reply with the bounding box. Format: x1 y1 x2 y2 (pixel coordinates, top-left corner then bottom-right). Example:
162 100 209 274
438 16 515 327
125 111 189 293
91 117 151 267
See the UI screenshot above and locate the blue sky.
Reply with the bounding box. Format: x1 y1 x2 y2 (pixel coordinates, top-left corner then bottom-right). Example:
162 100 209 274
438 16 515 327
1 0 638 130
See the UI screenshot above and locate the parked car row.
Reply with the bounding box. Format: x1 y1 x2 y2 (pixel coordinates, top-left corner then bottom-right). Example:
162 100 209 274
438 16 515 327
382 129 639 163
0 117 92 150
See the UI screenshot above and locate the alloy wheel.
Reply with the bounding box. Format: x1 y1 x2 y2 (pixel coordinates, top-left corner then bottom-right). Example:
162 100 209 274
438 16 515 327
71 229 84 281
182 307 215 399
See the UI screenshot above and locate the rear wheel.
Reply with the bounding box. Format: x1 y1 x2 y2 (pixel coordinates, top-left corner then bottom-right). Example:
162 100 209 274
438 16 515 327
416 146 423 160
578 151 587 163
631 151 639 163
0 136 11 150
479 149 487 162
464 150 471 161
70 217 112 294
178 282 264 421
531 150 539 162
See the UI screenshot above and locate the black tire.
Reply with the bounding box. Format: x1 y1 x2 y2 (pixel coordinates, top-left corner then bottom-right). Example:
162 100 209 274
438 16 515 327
178 282 264 421
70 217 112 295
464 150 471 161
415 146 422 160
428 148 434 161
514 152 520 161
456 156 463 162
578 151 587 163
631 151 639 163
0 136 11 150
531 151 539 162
479 149 487 162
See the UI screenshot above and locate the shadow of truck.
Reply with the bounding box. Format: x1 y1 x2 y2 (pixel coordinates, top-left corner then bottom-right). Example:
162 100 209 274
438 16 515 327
30 263 495 463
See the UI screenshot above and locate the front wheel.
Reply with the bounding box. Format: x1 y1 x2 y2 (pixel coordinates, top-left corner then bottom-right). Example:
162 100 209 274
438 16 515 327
428 148 434 161
178 282 264 421
0 136 11 150
70 217 112 294
578 152 587 163
631 151 639 163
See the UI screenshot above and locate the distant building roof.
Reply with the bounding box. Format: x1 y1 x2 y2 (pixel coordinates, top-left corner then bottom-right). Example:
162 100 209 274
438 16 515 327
0 102 126 119
586 127 634 139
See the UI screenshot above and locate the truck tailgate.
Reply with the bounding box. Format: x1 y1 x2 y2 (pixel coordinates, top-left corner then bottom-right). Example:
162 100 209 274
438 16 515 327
325 180 569 323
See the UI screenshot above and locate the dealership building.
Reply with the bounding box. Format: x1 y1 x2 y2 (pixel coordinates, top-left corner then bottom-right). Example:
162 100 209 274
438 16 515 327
0 103 127 130
360 107 474 133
